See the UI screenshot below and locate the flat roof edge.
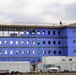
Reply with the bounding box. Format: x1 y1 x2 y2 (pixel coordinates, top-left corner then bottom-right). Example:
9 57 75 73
0 23 75 28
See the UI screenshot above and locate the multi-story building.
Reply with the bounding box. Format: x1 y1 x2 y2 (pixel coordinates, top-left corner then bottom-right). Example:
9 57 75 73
0 23 76 64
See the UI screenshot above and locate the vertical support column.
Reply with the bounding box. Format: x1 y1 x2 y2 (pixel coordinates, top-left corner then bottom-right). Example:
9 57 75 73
35 28 41 62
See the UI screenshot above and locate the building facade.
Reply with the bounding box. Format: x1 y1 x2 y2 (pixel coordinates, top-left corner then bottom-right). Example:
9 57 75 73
0 23 76 63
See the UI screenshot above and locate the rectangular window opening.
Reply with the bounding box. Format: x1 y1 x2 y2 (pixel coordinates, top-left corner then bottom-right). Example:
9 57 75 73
69 59 72 61
58 41 61 44
54 51 56 54
32 40 35 45
48 51 51 54
22 50 24 54
16 40 18 44
43 50 46 54
48 41 50 44
73 30 76 33
42 31 45 34
16 50 19 55
0 41 2 44
27 50 30 54
5 50 7 54
5 41 7 44
73 50 76 53
10 41 13 44
27 40 29 45
21 40 24 44
43 41 45 44
32 50 35 54
48 31 50 35
53 31 55 35
58 31 60 35
53 41 56 44
59 51 61 54
38 40 40 44
37 31 40 35
73 40 76 43
10 50 13 54
30 28 35 34
26 31 29 34
0 50 2 54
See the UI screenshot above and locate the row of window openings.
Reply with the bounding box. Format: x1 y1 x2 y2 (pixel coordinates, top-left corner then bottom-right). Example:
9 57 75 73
0 31 61 35
0 28 61 35
0 50 35 55
0 40 61 45
33 31 61 35
38 41 61 45
43 50 61 54
0 50 61 55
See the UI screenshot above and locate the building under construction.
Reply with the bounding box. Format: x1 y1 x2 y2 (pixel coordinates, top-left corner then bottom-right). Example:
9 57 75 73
0 22 76 64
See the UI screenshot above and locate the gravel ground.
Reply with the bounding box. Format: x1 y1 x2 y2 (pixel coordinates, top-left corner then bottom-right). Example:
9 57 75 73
1 72 76 75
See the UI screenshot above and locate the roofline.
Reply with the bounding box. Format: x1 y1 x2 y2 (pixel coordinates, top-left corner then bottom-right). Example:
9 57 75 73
0 24 65 28
0 23 75 28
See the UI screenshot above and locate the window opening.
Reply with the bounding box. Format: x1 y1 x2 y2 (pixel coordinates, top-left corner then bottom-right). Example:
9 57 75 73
58 31 60 35
26 31 29 34
27 50 30 54
0 41 2 44
42 31 45 34
10 50 13 54
43 50 46 54
38 40 40 44
48 51 51 54
27 40 29 44
32 40 35 44
21 40 24 44
53 41 56 44
73 50 76 53
58 41 61 44
48 31 50 35
43 41 45 44
37 31 40 34
5 41 7 44
53 31 55 35
69 59 72 61
30 28 35 34
22 50 24 54
32 50 35 54
5 50 7 54
0 50 2 54
59 51 61 54
16 50 18 55
10 41 13 44
48 41 50 44
73 40 76 43
54 51 56 54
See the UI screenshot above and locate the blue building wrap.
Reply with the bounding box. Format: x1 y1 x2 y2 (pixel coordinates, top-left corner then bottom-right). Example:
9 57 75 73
0 23 76 64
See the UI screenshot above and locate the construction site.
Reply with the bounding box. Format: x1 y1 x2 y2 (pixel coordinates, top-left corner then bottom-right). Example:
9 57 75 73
0 22 76 75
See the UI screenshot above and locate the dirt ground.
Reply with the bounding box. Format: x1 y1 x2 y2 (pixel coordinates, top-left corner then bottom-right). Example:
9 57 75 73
21 73 76 75
31 72 76 75
1 72 76 75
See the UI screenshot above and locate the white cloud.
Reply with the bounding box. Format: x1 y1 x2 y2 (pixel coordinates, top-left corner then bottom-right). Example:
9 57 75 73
0 0 76 23
0 16 11 23
57 0 76 4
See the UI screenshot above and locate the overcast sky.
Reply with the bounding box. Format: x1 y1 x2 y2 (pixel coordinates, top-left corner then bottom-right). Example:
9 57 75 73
0 0 76 23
